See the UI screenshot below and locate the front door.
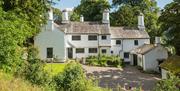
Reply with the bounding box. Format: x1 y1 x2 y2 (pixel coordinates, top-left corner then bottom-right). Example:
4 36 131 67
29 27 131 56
133 54 138 66
68 48 73 59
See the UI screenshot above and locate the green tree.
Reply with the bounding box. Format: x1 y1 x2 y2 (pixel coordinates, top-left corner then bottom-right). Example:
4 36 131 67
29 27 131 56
53 7 62 24
111 0 160 43
72 0 110 21
158 0 180 55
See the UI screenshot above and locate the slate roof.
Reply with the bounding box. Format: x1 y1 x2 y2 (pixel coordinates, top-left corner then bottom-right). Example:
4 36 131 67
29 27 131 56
110 27 150 39
58 22 110 34
160 55 180 75
130 44 156 54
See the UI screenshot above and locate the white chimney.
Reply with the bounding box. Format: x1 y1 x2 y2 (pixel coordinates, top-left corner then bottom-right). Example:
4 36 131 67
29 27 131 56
48 8 54 31
80 15 84 22
138 13 145 30
102 9 110 24
155 37 161 46
62 9 69 23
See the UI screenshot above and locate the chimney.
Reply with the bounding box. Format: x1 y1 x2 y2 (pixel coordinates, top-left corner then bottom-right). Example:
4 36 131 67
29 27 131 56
62 9 69 23
48 8 54 31
102 9 110 24
80 15 84 22
155 37 161 46
138 13 145 30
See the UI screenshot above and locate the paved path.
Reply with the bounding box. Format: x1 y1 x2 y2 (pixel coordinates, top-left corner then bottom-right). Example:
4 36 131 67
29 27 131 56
82 65 161 91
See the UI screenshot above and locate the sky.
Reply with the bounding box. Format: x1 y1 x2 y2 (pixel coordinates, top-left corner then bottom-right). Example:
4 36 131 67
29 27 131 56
54 0 173 10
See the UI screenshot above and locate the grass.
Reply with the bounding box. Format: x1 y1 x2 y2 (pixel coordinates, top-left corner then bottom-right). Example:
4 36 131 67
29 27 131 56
0 71 43 91
44 63 66 76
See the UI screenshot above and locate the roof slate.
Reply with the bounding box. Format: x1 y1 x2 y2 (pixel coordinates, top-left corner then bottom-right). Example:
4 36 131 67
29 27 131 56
110 27 150 39
130 44 156 54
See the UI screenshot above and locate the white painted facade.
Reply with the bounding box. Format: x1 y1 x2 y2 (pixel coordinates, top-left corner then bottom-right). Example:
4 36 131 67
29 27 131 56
34 21 66 62
65 34 111 59
111 38 150 62
131 46 168 72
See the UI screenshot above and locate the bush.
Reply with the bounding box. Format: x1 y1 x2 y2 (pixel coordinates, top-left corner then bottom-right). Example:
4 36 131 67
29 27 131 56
153 74 180 91
18 46 51 86
53 62 110 91
86 55 122 67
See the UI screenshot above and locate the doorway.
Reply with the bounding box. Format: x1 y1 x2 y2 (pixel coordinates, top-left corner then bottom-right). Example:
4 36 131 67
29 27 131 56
133 54 138 66
68 48 73 59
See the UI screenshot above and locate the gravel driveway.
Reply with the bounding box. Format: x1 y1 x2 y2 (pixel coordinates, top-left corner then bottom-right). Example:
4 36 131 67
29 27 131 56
82 65 161 91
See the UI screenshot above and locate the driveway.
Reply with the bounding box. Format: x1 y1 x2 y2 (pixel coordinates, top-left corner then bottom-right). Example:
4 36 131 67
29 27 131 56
82 65 161 91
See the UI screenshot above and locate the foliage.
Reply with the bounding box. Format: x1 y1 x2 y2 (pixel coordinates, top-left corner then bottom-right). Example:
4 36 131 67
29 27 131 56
158 0 180 55
0 8 33 72
0 71 44 91
53 7 62 24
154 74 180 91
19 47 50 86
86 55 122 67
111 0 160 43
72 0 110 21
53 62 110 91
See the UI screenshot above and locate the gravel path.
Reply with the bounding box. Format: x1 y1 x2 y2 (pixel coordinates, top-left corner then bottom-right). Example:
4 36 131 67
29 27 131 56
82 65 161 91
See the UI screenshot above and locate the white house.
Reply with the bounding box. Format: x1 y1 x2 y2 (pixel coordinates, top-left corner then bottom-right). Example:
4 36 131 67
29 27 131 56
130 37 168 72
34 8 152 63
34 9 66 62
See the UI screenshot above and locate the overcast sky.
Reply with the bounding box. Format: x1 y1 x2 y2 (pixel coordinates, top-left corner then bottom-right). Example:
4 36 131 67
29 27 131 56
53 0 173 10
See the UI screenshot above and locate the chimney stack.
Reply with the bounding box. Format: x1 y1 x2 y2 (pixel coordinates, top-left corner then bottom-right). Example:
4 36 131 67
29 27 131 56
138 13 145 30
155 37 161 46
62 9 69 23
102 9 110 24
80 15 84 22
48 8 54 31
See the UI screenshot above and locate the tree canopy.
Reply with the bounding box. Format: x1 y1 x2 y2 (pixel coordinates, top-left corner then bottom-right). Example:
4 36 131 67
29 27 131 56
159 0 180 55
72 0 110 21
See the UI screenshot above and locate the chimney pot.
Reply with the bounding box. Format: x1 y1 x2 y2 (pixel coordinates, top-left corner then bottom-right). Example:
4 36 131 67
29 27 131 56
62 9 69 23
102 9 110 24
80 15 84 22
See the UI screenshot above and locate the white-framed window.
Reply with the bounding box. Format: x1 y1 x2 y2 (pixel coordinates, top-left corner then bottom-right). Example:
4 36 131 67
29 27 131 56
101 49 107 54
101 35 107 40
72 35 81 40
88 35 97 40
124 52 129 59
76 48 84 53
89 48 97 53
47 47 53 58
134 40 138 45
116 40 121 45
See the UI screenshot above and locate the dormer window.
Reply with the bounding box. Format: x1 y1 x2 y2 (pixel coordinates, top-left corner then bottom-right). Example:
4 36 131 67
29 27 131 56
88 35 97 40
101 35 107 40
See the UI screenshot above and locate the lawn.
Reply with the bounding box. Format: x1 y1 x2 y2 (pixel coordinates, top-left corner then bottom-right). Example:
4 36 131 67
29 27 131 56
44 63 66 76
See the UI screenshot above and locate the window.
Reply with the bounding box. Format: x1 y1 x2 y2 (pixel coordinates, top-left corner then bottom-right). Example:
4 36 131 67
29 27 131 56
89 48 97 53
101 35 107 40
76 48 84 53
72 36 81 40
88 35 97 40
47 48 53 58
116 40 121 45
111 51 113 54
124 52 129 58
101 49 107 54
134 40 138 45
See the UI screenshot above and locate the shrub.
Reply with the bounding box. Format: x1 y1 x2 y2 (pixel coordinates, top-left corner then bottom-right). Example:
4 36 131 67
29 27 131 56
18 46 51 86
86 55 122 67
53 62 110 91
153 74 180 91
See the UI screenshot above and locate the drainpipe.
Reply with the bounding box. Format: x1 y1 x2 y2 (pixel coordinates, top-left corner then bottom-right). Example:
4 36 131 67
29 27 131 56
98 34 100 61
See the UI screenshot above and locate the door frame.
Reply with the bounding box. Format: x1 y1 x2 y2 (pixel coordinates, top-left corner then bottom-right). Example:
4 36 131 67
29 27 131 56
67 48 73 59
133 54 138 66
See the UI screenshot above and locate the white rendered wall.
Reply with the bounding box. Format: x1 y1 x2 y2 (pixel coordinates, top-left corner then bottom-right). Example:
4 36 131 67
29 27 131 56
161 69 168 79
144 46 168 72
111 38 150 62
65 34 111 59
34 24 65 62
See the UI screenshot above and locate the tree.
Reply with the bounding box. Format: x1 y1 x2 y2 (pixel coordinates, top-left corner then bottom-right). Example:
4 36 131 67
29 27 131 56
53 7 62 24
72 0 110 21
111 0 160 43
158 0 180 55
